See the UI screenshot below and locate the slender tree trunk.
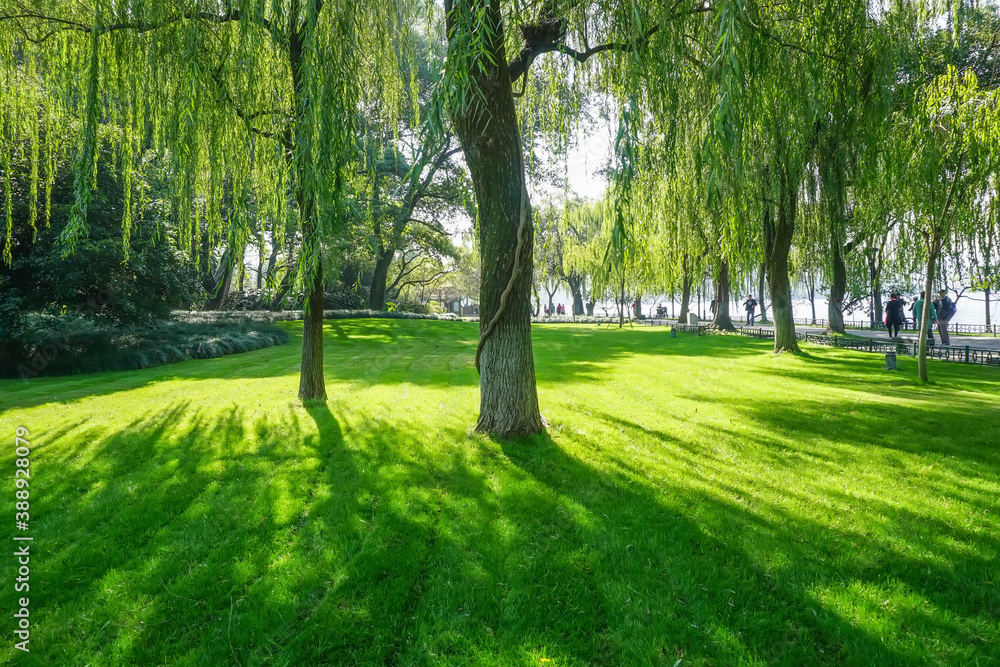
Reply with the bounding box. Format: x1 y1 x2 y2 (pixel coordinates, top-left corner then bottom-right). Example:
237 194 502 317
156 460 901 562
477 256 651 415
677 254 693 322
986 287 991 327
619 270 626 329
288 11 328 401
827 239 847 333
809 282 816 325
710 261 736 330
918 234 941 384
369 248 393 310
873 264 884 328
449 0 541 437
545 285 557 314
757 262 768 323
268 230 298 310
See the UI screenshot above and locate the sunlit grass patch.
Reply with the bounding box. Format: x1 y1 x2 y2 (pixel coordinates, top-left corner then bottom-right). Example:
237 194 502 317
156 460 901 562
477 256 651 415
0 320 996 665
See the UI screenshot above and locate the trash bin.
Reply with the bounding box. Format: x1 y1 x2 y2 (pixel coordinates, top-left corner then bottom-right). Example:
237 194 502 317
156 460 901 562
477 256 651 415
884 351 897 370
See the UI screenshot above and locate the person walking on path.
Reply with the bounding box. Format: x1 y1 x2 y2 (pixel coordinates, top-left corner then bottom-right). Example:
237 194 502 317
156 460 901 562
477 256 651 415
743 295 758 326
913 291 938 347
934 289 956 346
885 293 906 338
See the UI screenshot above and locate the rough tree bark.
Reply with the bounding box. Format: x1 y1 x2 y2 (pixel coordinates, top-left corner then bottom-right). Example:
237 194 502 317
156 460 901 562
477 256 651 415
369 248 393 310
764 167 800 353
298 260 327 400
710 261 736 330
449 0 542 437
567 274 585 316
826 238 847 334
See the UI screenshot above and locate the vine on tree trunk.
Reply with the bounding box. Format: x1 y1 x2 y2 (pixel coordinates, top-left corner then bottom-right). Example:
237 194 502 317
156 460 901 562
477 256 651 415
474 150 529 374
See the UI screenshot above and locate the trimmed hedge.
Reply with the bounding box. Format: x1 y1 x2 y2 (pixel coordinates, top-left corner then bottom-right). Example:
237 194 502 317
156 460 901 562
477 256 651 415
2 315 289 379
173 310 640 326
172 309 463 324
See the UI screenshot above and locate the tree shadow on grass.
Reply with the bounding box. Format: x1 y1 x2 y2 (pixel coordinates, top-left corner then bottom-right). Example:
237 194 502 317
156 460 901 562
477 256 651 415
494 426 997 664
3 394 996 665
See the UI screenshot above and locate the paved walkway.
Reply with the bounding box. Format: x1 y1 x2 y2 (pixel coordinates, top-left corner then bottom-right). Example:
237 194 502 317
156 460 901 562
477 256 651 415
655 320 1000 351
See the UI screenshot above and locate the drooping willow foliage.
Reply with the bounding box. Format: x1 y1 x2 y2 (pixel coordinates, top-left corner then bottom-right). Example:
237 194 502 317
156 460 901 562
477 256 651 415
0 0 410 289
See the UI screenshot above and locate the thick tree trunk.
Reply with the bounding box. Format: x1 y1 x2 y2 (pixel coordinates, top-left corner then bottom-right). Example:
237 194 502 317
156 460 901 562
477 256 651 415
567 274 585 316
677 274 691 324
205 248 234 310
827 239 847 333
764 170 800 353
586 298 595 316
710 262 736 330
369 248 393 310
633 293 642 319
449 0 541 437
298 262 326 400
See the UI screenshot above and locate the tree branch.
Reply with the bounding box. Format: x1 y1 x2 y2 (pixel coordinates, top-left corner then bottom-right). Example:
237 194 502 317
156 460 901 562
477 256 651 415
508 2 712 85
0 9 280 44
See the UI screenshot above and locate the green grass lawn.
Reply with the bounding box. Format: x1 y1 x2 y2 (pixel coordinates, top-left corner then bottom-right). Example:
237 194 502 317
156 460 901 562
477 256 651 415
1 321 997 666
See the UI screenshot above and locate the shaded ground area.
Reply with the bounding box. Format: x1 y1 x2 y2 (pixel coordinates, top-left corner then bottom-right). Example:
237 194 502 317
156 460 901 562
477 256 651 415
0 321 997 665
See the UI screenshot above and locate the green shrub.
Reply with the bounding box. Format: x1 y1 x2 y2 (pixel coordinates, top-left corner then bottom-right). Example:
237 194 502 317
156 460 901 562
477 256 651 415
392 299 430 314
2 316 290 379
323 287 369 310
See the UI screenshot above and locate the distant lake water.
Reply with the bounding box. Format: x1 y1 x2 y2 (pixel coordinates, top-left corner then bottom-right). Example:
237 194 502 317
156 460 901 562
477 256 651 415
543 287 998 326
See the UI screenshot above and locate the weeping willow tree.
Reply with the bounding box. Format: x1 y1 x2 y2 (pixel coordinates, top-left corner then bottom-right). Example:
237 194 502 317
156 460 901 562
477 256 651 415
704 0 887 353
434 0 716 435
0 0 406 400
889 67 999 383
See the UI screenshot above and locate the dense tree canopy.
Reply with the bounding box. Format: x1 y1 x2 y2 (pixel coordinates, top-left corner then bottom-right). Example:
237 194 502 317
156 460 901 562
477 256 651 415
3 0 1000 423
